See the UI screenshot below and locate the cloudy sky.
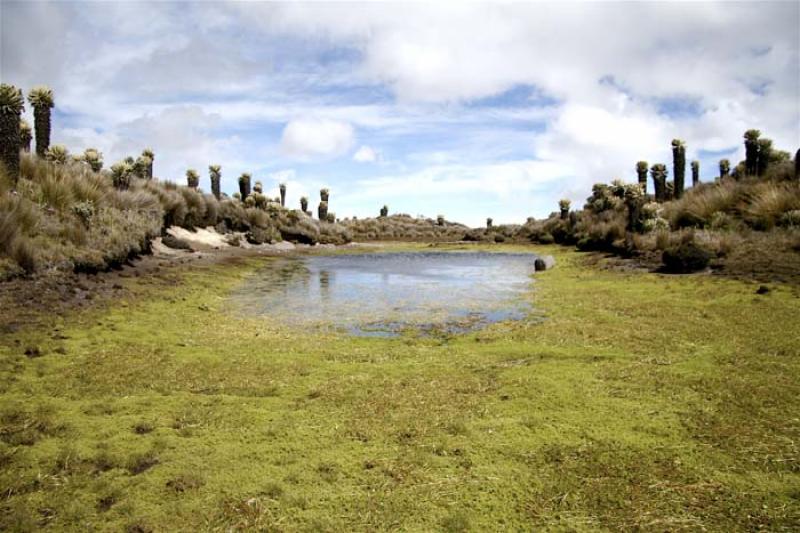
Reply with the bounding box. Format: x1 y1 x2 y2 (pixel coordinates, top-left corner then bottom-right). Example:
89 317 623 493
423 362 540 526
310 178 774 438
2 1 798 225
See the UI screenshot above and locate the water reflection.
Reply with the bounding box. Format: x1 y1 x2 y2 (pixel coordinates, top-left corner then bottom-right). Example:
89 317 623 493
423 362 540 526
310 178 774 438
231 252 537 337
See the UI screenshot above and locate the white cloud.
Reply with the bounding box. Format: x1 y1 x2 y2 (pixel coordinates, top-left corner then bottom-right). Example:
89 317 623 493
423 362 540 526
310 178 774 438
280 118 355 160
2 1 797 223
353 145 380 163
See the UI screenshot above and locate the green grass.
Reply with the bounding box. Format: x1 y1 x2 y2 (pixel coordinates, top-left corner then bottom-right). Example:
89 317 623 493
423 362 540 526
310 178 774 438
1 244 799 531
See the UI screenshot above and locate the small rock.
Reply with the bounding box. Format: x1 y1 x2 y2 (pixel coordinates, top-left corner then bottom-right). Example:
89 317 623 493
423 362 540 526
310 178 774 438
755 285 770 295
198 304 209 311
534 255 556 272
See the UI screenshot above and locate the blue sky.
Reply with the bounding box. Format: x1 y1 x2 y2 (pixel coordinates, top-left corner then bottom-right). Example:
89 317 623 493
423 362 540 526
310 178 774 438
2 1 798 226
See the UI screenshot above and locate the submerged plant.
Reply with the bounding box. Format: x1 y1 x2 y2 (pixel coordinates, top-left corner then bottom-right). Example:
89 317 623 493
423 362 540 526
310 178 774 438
209 165 221 200
0 83 24 182
27 85 54 157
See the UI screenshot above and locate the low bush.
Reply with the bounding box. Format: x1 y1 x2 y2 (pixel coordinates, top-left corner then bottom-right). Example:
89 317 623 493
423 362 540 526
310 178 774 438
661 238 713 273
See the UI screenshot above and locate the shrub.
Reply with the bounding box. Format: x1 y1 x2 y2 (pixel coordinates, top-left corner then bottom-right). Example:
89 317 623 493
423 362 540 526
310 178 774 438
71 200 95 226
778 210 800 228
709 211 735 231
661 239 712 273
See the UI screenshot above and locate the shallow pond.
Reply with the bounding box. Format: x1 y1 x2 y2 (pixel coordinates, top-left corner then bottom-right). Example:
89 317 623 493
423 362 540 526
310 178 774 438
231 251 537 337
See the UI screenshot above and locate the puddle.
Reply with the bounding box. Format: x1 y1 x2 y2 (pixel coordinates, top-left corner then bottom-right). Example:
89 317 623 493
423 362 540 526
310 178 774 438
230 251 537 337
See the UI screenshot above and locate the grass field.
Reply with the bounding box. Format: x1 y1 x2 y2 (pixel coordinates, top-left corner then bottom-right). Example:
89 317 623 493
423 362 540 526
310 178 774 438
1 244 799 531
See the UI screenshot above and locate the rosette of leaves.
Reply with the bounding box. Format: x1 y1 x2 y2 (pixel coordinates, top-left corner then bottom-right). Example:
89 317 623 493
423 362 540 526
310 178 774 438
134 155 152 179
558 199 571 219
45 144 70 164
82 148 103 172
141 148 154 179
253 192 268 209
186 169 199 189
111 161 133 190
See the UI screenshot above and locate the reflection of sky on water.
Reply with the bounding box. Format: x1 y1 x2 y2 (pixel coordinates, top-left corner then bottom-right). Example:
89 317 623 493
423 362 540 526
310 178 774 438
231 252 536 337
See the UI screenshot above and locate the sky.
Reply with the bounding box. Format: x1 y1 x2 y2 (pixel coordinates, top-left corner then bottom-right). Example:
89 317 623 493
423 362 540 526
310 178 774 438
1 1 798 226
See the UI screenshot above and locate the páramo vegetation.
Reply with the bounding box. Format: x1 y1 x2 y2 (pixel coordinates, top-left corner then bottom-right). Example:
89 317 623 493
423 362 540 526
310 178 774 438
0 84 352 279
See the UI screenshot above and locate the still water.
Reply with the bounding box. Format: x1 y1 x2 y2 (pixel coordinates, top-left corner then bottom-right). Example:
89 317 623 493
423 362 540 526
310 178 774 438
231 251 537 337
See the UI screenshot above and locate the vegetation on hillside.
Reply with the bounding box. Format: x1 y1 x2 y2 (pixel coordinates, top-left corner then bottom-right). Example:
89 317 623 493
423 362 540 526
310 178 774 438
462 132 800 276
0 84 358 278
341 213 469 242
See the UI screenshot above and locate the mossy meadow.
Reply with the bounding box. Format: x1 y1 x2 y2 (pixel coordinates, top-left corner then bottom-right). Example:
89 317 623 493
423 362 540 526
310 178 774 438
1 243 798 531
2 2 800 531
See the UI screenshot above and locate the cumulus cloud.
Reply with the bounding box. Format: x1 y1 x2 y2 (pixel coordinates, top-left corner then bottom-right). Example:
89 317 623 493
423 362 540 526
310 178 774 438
280 119 355 160
353 145 380 163
1 1 797 222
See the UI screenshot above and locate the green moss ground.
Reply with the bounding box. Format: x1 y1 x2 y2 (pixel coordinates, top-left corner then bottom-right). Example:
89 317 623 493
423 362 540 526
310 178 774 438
1 244 798 531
